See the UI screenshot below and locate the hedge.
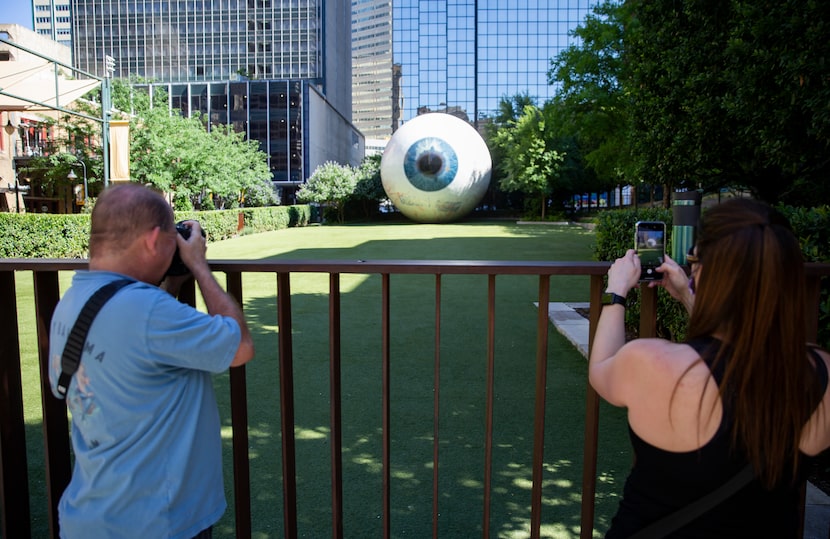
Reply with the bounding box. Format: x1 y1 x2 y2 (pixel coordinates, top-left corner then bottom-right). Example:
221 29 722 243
593 202 830 346
0 205 312 259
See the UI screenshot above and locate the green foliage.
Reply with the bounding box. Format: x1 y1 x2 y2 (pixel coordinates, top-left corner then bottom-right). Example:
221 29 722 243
548 0 634 190
491 105 565 219
0 213 90 258
0 206 311 258
296 161 357 223
625 0 830 205
593 207 688 341
779 205 830 347
349 154 386 219
123 86 274 210
595 204 830 345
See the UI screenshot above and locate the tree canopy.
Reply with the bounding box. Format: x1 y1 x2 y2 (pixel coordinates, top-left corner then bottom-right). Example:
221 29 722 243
545 0 830 206
27 78 277 210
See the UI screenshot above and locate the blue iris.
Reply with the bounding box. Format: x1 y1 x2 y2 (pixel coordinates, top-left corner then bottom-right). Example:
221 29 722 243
402 137 458 192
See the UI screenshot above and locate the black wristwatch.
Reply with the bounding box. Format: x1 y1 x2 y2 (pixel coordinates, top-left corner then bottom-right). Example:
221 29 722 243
602 292 627 308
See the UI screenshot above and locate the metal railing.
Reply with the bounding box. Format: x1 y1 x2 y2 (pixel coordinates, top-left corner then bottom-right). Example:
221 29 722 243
1 258 828 539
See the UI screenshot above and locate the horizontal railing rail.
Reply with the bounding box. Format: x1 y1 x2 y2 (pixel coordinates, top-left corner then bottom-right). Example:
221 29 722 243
1 258 828 539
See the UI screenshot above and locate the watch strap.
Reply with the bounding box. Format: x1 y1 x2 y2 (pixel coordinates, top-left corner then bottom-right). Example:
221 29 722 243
602 292 626 307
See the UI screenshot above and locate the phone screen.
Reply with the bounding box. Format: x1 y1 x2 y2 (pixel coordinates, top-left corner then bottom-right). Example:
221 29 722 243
635 221 666 281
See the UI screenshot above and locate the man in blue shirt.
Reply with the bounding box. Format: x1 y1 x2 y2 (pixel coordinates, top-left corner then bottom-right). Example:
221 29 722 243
48 183 255 538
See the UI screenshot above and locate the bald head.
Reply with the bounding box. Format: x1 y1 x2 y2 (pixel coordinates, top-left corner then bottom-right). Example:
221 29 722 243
89 183 175 259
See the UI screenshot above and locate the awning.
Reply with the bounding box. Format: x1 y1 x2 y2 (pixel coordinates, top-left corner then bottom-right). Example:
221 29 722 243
0 60 100 112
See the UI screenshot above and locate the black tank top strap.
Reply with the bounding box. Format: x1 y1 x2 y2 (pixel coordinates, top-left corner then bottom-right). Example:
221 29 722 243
685 336 726 384
809 346 829 394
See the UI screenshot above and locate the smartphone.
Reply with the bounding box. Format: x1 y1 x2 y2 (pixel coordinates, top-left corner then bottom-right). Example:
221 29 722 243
635 221 666 281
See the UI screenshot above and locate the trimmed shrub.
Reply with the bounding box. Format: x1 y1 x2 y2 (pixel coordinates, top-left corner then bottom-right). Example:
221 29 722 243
0 205 312 259
0 213 91 258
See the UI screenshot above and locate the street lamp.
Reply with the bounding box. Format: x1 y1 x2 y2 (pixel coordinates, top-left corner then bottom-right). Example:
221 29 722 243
67 160 88 207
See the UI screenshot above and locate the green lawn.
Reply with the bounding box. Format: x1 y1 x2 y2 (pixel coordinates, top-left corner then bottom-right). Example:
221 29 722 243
16 221 631 538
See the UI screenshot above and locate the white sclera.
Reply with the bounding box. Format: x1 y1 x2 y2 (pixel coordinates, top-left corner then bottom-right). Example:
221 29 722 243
380 113 492 223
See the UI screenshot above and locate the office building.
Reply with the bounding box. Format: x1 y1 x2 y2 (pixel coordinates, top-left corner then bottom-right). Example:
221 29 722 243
32 0 73 50
67 0 360 199
351 0 393 140
350 0 598 150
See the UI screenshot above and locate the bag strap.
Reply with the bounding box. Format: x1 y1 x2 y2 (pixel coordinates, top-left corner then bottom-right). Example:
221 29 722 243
56 279 134 398
629 463 754 539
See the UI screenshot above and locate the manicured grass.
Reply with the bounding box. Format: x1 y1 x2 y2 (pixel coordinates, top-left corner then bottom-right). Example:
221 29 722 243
16 221 631 539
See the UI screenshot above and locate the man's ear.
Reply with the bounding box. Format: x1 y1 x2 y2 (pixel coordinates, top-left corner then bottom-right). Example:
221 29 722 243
143 226 163 256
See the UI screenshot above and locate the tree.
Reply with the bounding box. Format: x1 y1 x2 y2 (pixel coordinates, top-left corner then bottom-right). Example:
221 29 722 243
491 105 564 219
548 0 636 203
296 161 357 223
351 154 385 218
626 0 830 205
123 84 275 209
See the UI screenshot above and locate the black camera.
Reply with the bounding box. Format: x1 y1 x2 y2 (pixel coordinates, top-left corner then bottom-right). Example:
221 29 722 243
165 221 206 277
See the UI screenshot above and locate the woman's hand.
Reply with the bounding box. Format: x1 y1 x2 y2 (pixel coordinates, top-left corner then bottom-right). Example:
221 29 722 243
606 249 641 296
651 253 695 313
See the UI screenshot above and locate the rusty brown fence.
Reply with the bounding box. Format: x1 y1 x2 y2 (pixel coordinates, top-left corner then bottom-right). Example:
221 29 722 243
1 258 828 539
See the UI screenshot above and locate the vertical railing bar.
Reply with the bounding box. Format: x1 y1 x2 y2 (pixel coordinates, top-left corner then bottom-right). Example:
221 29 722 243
0 270 31 539
432 274 442 539
277 272 298 539
639 285 658 338
178 276 197 307
529 274 551 538
482 274 496 539
580 274 604 539
33 270 70 539
226 271 252 539
329 274 344 539
381 273 391 539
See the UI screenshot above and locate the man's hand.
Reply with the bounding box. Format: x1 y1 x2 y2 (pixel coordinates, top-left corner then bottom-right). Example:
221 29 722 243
175 221 209 275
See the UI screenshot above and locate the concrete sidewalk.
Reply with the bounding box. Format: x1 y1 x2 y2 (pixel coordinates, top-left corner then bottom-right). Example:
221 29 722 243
544 301 830 539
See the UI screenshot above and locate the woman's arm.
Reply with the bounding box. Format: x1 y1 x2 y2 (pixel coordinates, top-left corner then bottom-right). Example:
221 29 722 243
588 250 641 405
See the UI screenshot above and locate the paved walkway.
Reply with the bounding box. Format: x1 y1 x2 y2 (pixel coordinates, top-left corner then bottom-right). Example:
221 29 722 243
544 301 830 539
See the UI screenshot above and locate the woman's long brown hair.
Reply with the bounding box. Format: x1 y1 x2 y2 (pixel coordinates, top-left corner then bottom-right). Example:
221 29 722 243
685 198 821 489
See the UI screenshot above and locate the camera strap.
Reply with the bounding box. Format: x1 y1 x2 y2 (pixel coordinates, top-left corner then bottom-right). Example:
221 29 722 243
56 278 134 398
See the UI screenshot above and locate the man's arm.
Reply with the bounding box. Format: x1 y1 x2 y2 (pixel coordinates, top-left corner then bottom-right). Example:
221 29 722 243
174 221 255 367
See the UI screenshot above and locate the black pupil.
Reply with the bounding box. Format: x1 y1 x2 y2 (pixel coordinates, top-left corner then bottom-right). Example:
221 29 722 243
417 152 443 176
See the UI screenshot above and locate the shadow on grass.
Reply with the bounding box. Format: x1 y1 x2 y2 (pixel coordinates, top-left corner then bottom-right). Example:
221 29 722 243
209 264 629 538
17 224 626 539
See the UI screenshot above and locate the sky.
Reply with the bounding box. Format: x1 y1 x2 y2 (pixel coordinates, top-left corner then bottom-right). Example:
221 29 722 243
3 0 34 28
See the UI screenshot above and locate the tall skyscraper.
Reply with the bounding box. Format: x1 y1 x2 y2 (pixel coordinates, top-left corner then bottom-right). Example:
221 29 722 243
350 0 598 145
392 0 597 129
63 0 358 199
351 0 393 140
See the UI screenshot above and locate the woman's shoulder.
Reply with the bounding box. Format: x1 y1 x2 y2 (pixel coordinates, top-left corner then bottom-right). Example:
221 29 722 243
618 338 702 372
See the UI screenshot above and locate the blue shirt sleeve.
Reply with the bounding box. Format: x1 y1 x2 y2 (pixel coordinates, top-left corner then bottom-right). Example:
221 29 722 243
143 289 242 373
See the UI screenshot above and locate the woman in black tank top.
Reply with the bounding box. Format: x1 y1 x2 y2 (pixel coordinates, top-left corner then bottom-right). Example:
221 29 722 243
589 198 830 537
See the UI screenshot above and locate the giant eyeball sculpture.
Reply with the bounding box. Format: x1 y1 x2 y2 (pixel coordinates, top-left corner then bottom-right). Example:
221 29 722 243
380 113 492 223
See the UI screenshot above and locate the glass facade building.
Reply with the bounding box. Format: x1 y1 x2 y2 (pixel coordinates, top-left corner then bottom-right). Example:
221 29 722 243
392 0 597 128
135 80 306 182
351 0 393 140
63 0 357 195
71 0 324 83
